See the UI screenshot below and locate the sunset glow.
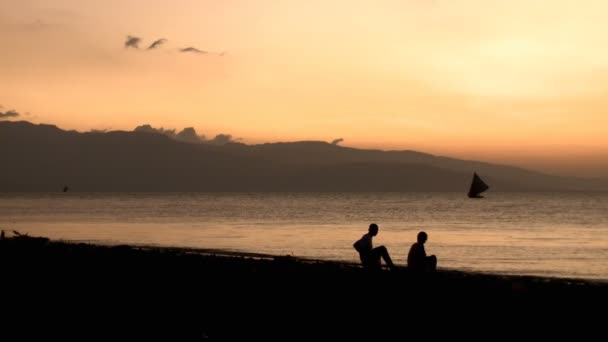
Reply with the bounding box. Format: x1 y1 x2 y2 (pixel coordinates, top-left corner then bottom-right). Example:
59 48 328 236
2 0 608 177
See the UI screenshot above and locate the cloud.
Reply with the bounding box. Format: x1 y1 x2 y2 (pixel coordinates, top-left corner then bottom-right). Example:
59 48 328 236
23 19 55 30
125 35 141 49
134 124 175 136
133 124 238 145
134 124 205 143
89 128 110 133
0 109 20 119
208 134 235 145
331 138 344 145
122 36 224 56
180 47 207 54
176 127 203 143
148 38 167 50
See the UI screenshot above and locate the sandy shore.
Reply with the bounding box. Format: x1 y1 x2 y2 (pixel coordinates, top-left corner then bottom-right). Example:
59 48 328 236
2 236 607 339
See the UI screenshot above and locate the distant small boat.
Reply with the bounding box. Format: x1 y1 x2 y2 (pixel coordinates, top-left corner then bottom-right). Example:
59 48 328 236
468 172 489 198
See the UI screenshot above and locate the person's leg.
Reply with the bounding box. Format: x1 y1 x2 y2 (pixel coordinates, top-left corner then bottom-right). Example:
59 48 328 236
426 255 437 271
372 246 396 269
362 253 382 270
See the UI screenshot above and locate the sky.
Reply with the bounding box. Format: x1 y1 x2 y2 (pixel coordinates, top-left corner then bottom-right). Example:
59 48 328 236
1 0 608 178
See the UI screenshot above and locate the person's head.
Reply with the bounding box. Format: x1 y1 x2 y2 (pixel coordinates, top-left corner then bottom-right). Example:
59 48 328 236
368 223 379 236
417 231 428 244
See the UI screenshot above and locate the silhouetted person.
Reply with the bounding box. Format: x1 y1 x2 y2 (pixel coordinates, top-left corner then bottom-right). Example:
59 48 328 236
353 223 396 270
407 231 437 272
63 185 69 193
0 230 4 240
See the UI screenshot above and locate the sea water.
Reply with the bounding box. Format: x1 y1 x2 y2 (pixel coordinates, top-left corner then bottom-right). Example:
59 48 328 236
1 192 607 280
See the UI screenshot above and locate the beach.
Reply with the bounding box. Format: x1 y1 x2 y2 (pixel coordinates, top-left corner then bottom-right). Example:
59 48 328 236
3 236 607 340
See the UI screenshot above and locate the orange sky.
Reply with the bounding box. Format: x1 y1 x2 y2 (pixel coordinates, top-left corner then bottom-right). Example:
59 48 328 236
1 0 608 178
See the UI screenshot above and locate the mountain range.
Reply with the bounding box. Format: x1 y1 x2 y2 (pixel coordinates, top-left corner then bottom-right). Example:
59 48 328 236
1 120 605 192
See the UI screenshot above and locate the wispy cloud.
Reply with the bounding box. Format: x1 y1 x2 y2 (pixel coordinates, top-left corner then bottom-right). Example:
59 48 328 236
23 19 56 30
125 35 141 49
147 38 167 50
123 35 225 56
180 47 207 54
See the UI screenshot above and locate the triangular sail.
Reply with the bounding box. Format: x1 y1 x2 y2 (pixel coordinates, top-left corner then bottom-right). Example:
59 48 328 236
468 172 489 198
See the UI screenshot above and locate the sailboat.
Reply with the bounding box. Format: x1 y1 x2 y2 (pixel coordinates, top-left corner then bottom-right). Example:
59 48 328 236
468 172 489 198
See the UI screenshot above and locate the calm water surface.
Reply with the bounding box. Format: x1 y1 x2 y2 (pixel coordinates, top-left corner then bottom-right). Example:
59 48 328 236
1 192 607 280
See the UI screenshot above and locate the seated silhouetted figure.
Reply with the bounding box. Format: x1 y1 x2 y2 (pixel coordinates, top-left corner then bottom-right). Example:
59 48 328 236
353 223 396 270
407 231 437 272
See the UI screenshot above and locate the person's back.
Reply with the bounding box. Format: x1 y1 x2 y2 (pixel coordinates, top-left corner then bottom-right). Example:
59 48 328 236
407 231 437 272
354 232 373 257
407 241 426 272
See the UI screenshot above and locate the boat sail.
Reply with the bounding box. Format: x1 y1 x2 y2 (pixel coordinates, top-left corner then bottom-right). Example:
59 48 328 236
468 172 489 198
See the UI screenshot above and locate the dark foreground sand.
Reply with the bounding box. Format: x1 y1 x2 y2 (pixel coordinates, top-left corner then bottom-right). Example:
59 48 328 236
2 236 607 340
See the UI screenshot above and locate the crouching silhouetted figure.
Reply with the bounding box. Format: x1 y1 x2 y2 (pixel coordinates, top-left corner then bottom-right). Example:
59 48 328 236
353 223 396 271
407 231 437 272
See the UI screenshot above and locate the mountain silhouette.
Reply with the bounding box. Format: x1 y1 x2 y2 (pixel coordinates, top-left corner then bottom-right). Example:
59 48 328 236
0 120 605 192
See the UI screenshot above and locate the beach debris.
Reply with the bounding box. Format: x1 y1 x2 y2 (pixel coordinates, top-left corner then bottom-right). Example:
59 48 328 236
5 230 50 244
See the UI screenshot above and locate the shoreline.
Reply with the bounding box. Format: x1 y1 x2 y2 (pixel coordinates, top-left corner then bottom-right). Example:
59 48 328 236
3 236 608 339
4 235 607 287
50 237 608 284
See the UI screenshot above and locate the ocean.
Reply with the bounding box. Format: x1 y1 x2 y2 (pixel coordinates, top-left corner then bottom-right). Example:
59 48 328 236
1 192 607 280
